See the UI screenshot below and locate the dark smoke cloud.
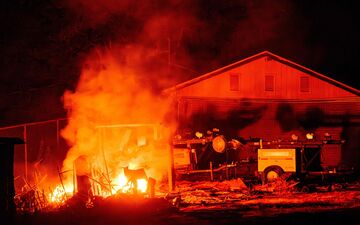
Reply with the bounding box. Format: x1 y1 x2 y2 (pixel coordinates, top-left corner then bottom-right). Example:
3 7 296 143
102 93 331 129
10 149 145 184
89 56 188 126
60 0 298 87
59 0 203 90
1 0 359 126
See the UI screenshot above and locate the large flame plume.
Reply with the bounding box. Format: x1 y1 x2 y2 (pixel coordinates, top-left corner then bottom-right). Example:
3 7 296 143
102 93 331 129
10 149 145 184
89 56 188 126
60 47 174 196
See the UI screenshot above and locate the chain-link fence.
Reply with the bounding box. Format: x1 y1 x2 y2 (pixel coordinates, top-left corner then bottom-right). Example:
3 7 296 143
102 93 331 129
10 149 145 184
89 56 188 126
0 119 70 193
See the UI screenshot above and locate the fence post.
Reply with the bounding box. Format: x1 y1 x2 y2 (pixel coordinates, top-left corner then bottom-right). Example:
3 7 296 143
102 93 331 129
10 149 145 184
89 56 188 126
56 120 60 154
23 125 28 181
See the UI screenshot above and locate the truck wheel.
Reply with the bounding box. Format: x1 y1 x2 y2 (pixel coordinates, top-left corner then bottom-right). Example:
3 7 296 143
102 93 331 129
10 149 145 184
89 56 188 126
264 166 284 183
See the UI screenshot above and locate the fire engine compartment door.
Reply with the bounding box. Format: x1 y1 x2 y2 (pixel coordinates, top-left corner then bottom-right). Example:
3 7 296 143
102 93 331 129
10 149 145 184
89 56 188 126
258 149 296 172
173 148 191 168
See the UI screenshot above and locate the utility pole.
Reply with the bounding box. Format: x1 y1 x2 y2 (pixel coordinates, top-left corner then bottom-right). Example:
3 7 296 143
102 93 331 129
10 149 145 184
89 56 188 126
167 37 171 66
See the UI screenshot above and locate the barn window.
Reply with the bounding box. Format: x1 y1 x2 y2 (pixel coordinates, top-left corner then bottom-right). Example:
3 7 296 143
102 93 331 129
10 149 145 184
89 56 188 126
229 74 239 91
265 75 274 91
300 76 310 92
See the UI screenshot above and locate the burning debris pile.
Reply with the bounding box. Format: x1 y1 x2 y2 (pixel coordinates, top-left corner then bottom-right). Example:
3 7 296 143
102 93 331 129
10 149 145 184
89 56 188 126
14 166 161 213
14 183 48 213
12 167 360 216
57 49 174 204
11 47 177 213
60 50 173 189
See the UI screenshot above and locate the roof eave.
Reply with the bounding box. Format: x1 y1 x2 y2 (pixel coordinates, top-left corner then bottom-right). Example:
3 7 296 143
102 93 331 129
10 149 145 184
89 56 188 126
163 51 360 96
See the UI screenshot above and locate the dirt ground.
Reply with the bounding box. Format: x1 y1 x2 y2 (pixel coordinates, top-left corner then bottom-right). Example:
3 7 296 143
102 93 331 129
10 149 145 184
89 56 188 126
10 179 360 225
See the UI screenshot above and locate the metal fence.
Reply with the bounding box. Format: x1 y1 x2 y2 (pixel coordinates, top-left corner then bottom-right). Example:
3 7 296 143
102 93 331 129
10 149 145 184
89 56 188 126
0 119 70 192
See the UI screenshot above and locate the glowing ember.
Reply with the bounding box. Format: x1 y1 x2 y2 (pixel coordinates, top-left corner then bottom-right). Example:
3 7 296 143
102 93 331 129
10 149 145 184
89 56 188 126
112 170 148 194
48 184 73 204
47 167 148 207
113 173 129 193
136 179 148 193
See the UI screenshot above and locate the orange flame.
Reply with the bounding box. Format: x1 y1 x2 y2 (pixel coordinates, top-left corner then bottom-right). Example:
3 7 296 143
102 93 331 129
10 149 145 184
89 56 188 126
112 171 148 194
48 184 73 205
59 48 175 199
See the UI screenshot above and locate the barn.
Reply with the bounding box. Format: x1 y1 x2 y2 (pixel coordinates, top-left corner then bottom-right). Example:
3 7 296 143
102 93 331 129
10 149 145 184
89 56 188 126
164 51 360 171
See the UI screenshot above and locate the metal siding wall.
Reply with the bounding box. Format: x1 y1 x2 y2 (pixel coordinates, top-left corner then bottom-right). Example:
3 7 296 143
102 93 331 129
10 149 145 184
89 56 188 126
321 144 342 168
176 56 358 99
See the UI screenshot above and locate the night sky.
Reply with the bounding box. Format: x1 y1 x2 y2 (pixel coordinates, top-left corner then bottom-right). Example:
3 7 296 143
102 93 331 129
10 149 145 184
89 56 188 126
1 0 359 126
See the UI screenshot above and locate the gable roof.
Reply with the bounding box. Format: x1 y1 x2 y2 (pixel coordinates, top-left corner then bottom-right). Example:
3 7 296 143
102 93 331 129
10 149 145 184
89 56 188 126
164 51 360 96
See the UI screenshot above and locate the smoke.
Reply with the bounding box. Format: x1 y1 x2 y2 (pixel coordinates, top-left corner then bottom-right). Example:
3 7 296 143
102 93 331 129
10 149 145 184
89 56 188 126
61 47 175 184
60 0 296 76
59 0 296 186
59 0 205 186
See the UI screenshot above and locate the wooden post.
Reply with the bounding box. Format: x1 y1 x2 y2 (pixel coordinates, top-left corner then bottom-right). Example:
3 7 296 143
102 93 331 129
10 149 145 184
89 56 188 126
148 177 156 198
210 161 214 181
0 138 24 219
99 128 112 195
225 163 229 180
56 120 60 154
23 125 28 181
74 156 92 199
72 162 76 195
57 165 66 195
168 143 175 191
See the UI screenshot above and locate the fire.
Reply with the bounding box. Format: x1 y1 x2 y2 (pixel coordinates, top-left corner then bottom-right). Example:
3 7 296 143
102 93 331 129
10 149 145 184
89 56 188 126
136 179 148 193
21 46 180 209
53 48 176 204
48 184 73 204
47 167 149 207
112 172 148 194
112 172 129 193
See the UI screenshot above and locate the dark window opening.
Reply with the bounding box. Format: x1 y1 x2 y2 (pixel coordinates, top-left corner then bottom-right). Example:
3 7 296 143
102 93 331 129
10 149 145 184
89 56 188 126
229 74 239 91
265 75 274 91
300 76 310 92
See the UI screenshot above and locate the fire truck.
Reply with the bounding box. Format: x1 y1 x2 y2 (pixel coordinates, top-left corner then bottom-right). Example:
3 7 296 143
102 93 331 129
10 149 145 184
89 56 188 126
172 129 354 187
